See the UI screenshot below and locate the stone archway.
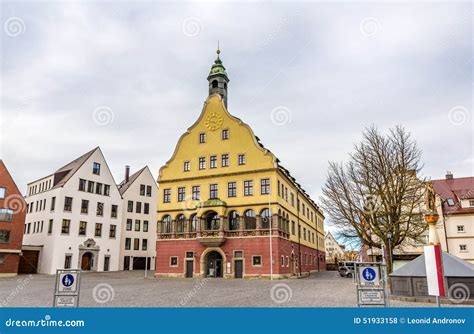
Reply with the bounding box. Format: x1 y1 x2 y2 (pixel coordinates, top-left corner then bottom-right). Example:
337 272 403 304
200 247 226 277
78 239 100 271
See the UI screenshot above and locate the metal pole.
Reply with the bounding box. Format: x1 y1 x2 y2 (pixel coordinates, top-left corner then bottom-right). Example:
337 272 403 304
436 296 441 307
269 204 273 281
145 257 148 278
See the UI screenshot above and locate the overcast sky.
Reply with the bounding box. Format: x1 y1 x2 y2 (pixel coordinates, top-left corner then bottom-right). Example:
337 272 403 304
1 2 472 214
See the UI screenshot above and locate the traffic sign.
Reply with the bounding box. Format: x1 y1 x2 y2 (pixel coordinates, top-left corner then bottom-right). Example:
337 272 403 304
57 272 78 292
358 265 380 287
54 269 81 307
358 290 385 305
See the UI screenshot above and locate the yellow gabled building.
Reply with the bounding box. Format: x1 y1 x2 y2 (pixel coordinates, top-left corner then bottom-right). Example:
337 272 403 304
156 49 325 278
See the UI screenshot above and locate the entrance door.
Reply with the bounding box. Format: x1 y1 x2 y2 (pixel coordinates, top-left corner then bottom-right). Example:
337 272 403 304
124 256 130 270
81 252 93 271
18 250 39 274
206 251 223 278
185 260 194 278
234 260 243 278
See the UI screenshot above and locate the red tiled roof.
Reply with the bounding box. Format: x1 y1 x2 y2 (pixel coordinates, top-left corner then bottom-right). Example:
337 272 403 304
432 176 474 215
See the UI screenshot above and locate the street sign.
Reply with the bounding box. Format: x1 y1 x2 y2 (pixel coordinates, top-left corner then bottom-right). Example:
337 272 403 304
358 264 381 287
54 295 78 307
358 290 385 305
57 272 78 292
354 262 387 307
54 269 81 307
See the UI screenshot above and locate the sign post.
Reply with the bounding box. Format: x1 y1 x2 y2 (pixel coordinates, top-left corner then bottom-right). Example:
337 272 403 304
355 262 387 307
53 269 81 307
424 245 445 307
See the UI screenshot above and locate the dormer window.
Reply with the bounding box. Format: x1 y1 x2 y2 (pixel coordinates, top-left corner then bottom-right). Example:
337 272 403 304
470 200 474 207
447 198 455 206
199 133 206 144
222 129 229 140
93 162 101 175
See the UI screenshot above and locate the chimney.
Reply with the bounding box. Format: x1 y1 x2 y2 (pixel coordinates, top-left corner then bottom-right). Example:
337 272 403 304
445 171 453 180
125 165 130 182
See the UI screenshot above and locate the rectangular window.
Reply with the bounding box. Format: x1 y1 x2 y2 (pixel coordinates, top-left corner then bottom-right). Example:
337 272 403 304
222 129 229 140
95 182 103 195
64 197 73 212
170 256 178 266
143 220 149 232
109 224 116 238
95 223 102 237
0 230 10 243
79 179 86 191
291 221 295 235
277 180 280 196
199 133 206 143
260 178 270 195
142 239 148 251
210 155 217 169
163 189 171 203
209 184 218 199
227 182 237 197
81 199 89 214
51 197 56 211
134 238 140 250
457 225 465 232
0 209 13 222
238 154 246 165
192 186 200 200
135 220 141 231
144 203 149 215
111 204 118 218
290 193 295 207
140 184 146 196
104 184 110 196
125 238 131 250
146 185 152 197
285 187 288 201
0 187 5 199
460 244 467 252
64 255 72 269
470 200 474 207
186 251 194 258
221 154 229 167
79 221 87 236
244 180 253 196
93 162 101 175
48 219 53 234
199 157 206 170
234 251 243 258
127 201 133 212
96 202 104 216
252 256 262 266
136 202 142 214
126 219 132 231
87 181 94 193
184 161 190 172
177 187 186 202
61 219 70 234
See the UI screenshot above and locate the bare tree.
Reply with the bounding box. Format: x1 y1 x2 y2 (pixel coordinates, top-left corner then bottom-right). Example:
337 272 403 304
321 126 427 273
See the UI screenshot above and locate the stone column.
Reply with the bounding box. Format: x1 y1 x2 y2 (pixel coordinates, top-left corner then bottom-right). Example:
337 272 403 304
256 215 262 231
171 219 176 239
196 217 202 237
239 216 244 236
219 215 225 237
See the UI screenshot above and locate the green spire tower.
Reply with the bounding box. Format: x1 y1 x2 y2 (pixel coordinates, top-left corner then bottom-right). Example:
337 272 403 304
207 43 229 107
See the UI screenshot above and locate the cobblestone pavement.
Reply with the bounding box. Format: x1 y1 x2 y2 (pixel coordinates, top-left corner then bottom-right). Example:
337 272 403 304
0 271 465 307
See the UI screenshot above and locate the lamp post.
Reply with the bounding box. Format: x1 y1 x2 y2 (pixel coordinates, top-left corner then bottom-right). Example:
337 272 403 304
386 232 392 273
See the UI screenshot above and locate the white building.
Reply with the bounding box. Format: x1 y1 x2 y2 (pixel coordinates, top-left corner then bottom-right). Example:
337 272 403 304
324 232 345 265
433 173 474 264
22 147 123 274
117 166 158 270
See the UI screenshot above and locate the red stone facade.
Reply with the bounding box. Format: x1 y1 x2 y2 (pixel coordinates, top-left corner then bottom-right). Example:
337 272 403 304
156 236 325 278
0 160 26 276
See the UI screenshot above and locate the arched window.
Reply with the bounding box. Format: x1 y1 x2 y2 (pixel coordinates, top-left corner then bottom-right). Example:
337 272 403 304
244 209 256 229
190 214 197 232
176 214 185 233
212 80 218 88
228 211 240 230
162 215 171 233
205 211 220 231
260 208 271 229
